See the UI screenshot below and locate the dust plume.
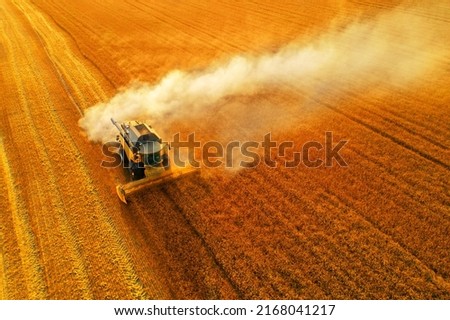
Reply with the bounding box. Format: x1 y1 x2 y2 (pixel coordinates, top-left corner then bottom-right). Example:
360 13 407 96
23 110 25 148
79 3 448 142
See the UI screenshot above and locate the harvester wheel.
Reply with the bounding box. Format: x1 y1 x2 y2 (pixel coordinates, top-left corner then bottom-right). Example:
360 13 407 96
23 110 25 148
162 154 170 171
131 165 145 181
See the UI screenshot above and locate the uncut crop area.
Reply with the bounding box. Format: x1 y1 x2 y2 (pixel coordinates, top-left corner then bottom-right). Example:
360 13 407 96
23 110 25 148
0 0 449 299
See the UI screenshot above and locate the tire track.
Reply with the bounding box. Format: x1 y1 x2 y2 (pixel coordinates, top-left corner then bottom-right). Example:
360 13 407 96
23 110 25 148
314 98 450 171
271 163 450 293
347 145 450 215
236 172 364 298
288 150 449 280
324 188 450 287
127 188 235 299
361 108 448 150
248 166 437 297
168 176 333 298
160 188 244 299
375 105 449 139
0 137 47 299
268 68 450 172
329 87 449 150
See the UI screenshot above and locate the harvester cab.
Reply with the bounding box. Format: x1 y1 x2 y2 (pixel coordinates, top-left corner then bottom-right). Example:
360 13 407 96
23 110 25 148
112 118 170 179
111 118 198 203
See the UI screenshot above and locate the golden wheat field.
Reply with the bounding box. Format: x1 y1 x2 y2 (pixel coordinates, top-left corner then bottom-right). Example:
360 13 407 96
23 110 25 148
0 0 449 299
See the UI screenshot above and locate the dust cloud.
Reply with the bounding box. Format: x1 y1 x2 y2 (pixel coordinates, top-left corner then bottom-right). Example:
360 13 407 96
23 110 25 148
79 3 447 142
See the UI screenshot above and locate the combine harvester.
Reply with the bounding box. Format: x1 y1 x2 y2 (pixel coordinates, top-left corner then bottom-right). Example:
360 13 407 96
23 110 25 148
111 118 198 203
